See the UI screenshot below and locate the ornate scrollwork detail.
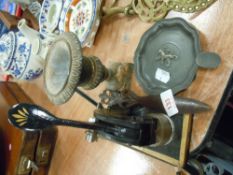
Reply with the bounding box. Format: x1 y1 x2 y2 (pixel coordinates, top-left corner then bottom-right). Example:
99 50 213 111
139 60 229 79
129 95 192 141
170 0 216 13
102 0 216 22
132 0 169 22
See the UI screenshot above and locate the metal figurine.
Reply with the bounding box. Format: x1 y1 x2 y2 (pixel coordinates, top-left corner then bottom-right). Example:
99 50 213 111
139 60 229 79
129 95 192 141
44 32 133 105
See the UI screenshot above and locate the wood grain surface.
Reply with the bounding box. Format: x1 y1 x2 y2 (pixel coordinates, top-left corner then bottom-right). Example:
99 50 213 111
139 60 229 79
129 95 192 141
16 0 233 174
0 83 39 175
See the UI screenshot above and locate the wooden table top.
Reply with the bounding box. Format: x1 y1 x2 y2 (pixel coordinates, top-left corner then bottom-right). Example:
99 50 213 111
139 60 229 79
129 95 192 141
18 0 233 174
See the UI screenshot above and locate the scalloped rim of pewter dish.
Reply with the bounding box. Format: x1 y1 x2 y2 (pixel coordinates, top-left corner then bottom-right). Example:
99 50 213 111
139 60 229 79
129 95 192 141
64 0 101 47
39 0 63 36
134 18 201 95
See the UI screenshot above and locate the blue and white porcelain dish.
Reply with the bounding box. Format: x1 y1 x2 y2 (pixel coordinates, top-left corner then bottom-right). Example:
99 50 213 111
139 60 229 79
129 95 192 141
8 32 32 79
0 31 16 71
7 31 44 80
58 0 72 33
39 0 63 36
28 1 42 20
0 28 45 80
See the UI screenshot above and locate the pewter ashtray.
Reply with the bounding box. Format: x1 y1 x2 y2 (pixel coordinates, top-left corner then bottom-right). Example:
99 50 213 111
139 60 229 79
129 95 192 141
134 18 220 95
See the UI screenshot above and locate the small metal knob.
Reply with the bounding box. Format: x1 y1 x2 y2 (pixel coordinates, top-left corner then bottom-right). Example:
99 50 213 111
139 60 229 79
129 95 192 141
18 156 39 174
85 130 98 143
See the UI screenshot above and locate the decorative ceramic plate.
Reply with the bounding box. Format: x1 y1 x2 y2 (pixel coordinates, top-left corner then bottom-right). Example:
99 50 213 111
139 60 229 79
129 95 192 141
64 0 101 47
39 0 63 36
9 32 32 79
134 18 201 95
0 31 16 71
58 0 72 33
28 1 42 20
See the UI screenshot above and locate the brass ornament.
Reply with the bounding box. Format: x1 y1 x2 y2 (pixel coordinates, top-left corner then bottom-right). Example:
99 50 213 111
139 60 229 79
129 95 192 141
170 0 216 13
132 0 169 22
102 0 216 22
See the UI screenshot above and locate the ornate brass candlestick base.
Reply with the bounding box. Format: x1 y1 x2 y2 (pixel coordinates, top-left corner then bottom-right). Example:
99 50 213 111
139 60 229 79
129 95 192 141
44 32 132 105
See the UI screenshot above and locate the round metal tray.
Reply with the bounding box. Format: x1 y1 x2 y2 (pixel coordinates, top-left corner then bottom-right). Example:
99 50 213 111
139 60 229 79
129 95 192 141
134 18 201 95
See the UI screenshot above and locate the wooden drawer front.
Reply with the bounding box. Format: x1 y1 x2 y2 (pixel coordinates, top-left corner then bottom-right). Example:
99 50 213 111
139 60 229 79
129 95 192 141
0 82 39 175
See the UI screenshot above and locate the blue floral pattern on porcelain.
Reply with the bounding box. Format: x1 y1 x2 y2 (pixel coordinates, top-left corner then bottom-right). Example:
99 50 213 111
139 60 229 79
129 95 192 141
0 30 44 80
8 31 32 78
24 68 43 80
25 68 43 80
28 1 42 20
39 0 63 36
0 31 16 71
0 43 7 51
